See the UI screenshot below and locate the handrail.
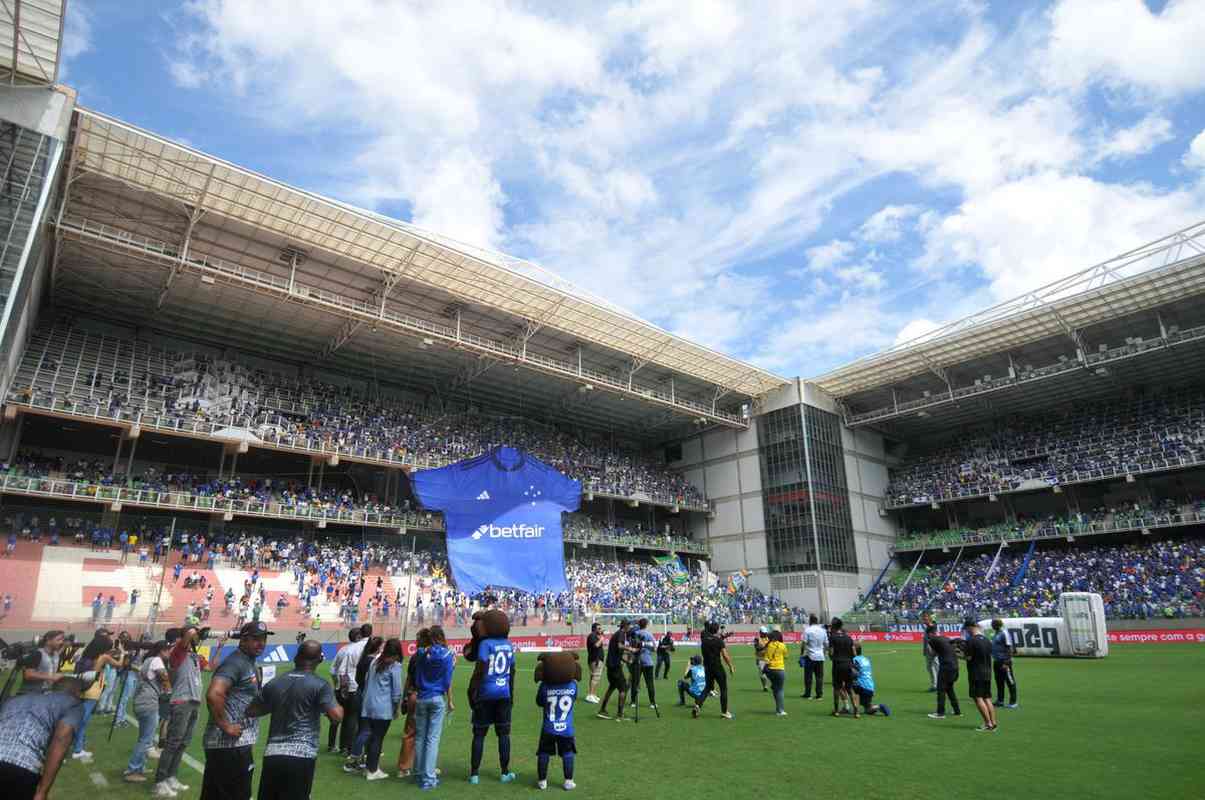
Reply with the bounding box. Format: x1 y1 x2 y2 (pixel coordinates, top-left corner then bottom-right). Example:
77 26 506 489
892 509 1205 552
4 395 711 512
0 472 710 554
884 453 1205 509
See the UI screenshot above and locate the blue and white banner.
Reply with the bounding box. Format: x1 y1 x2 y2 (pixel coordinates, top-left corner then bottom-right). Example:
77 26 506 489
413 446 581 595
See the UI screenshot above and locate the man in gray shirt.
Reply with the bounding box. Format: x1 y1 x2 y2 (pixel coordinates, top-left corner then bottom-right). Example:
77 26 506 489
201 621 270 800
154 626 205 799
921 611 939 691
0 676 87 800
18 631 66 695
254 640 342 800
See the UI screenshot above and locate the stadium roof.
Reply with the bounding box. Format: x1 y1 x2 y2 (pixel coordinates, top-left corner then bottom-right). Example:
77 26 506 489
0 0 65 86
68 108 787 402
811 219 1205 399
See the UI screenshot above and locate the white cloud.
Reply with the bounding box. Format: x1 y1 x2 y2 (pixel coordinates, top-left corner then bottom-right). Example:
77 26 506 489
168 60 205 89
1186 130 1205 170
919 171 1205 301
832 264 885 291
805 240 855 272
1045 0 1205 95
59 0 93 79
894 317 940 346
164 1 1205 378
859 204 922 242
1094 113 1174 162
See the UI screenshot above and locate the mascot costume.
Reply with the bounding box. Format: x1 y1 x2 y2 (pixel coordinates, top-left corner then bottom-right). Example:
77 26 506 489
463 609 516 783
533 651 581 790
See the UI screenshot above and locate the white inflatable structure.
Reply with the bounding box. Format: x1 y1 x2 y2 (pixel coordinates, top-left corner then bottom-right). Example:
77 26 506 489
978 592 1108 658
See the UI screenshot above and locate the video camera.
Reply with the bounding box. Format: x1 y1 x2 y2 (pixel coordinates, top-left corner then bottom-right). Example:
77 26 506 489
164 626 227 645
0 637 33 663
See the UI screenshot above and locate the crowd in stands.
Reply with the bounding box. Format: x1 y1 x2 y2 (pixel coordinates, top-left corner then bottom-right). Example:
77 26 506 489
1 451 711 554
862 537 1203 620
894 498 1205 550
885 389 1205 506
562 513 702 552
1 452 432 526
14 333 708 507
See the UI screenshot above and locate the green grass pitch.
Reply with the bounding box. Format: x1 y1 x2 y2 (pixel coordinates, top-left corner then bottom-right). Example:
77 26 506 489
9 643 1203 799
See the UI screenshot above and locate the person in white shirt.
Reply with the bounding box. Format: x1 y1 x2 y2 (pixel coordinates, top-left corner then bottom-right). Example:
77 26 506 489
801 614 828 700
333 624 371 756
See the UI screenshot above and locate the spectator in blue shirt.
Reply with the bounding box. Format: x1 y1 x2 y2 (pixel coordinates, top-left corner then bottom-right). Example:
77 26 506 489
413 626 455 791
633 618 658 710
990 619 1018 708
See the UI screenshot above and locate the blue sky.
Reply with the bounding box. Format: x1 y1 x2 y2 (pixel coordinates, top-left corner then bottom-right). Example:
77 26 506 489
61 1 1205 378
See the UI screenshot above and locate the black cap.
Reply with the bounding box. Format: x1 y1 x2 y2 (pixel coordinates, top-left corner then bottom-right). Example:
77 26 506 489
237 621 274 638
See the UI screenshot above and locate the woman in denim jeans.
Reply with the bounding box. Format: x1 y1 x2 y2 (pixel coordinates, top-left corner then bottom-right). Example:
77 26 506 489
124 641 171 783
413 625 455 790
359 638 404 780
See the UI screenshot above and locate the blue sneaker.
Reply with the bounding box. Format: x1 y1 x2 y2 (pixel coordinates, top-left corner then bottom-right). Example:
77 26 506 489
880 704 891 717
501 772 517 783
469 775 480 785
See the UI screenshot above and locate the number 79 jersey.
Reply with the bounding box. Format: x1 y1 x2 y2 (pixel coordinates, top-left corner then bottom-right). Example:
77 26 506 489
478 637 515 701
537 681 577 737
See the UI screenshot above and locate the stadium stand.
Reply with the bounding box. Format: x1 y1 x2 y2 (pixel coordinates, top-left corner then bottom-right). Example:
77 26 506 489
883 388 1205 507
893 498 1205 551
7 323 709 509
860 537 1203 621
0 530 797 632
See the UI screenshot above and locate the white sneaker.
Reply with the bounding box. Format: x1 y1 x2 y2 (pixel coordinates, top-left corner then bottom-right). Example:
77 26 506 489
564 780 577 790
776 711 788 716
649 704 658 710
152 782 178 798
366 769 389 781
71 751 93 763
720 712 733 719
538 779 548 790
147 747 162 760
583 695 599 704
168 777 189 791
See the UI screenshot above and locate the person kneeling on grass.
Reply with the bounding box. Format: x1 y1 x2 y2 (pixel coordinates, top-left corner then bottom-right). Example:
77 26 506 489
677 656 707 717
851 646 890 717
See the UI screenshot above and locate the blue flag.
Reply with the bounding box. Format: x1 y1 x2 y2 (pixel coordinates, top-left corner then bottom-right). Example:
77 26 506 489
1009 540 1038 588
412 446 580 595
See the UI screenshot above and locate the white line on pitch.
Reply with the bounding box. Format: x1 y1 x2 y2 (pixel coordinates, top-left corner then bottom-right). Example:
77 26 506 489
90 772 109 787
182 752 205 773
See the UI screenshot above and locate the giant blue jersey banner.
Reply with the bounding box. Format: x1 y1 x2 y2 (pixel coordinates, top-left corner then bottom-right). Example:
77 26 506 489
412 446 580 595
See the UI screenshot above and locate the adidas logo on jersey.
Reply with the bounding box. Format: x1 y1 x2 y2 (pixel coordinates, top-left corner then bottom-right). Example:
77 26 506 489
476 490 491 501
262 645 290 663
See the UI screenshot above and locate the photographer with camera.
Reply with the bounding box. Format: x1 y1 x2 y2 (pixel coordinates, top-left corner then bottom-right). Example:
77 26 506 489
123 641 172 784
17 631 68 695
0 675 91 800
630 618 658 711
153 625 209 798
201 621 270 800
69 631 125 763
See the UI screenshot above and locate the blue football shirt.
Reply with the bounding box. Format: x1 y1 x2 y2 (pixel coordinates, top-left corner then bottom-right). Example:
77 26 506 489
537 681 577 737
412 446 580 594
477 637 515 701
688 664 706 696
